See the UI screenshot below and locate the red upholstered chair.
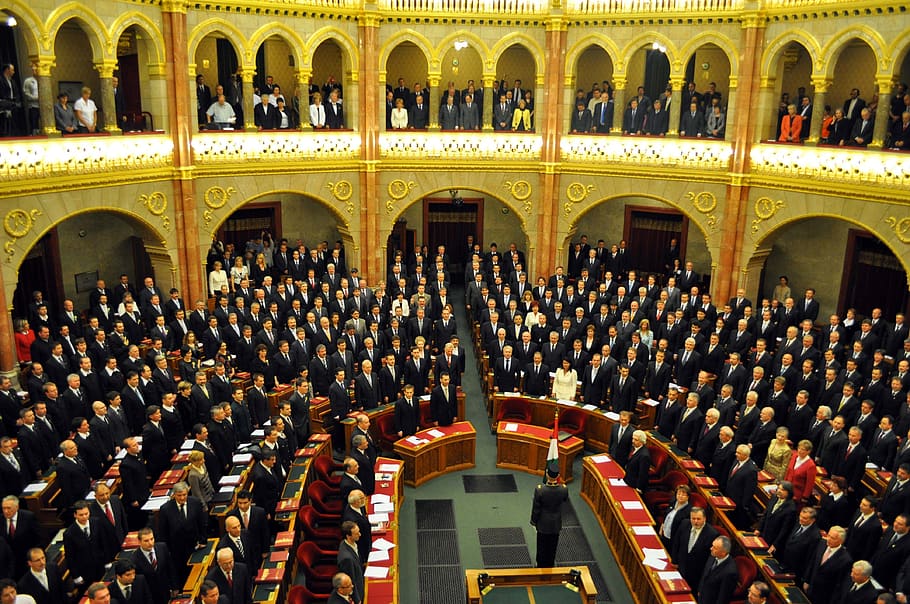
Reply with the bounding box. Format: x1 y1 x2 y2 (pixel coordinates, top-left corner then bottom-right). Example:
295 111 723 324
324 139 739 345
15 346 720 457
296 541 340 590
312 455 343 488
496 397 532 424
298 505 342 549
713 524 731 540
288 584 331 604
307 480 344 516
546 407 587 437
730 555 758 602
419 401 434 429
688 491 708 510
642 470 689 509
647 444 669 484
375 412 400 450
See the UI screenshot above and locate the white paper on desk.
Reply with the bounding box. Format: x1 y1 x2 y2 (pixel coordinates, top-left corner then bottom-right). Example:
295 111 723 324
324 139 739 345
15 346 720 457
632 525 656 536
372 537 396 551
578 404 595 411
865 462 879 469
378 463 399 473
621 500 644 510
556 399 575 406
368 549 390 563
23 482 45 494
180 439 195 450
141 496 170 511
405 436 427 445
419 394 431 401
504 423 519 432
368 513 389 523
250 429 264 438
364 566 389 579
505 391 521 397
604 411 620 420
219 475 242 486
589 455 610 464
658 571 683 580
371 494 391 504
219 486 234 494
373 502 395 513
608 478 627 486
232 453 253 464
426 429 445 438
643 548 668 560
115 449 127 460
643 554 668 570
642 398 659 407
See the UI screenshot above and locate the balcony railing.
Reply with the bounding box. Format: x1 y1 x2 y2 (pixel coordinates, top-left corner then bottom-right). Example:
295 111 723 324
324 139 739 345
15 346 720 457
561 134 733 171
750 144 910 190
380 131 543 160
376 0 548 14
564 0 743 14
191 131 362 165
0 134 173 183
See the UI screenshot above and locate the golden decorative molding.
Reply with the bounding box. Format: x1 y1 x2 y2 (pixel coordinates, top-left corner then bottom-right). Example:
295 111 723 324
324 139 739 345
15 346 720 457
560 136 732 171
751 196 784 233
192 132 361 165
139 191 171 231
380 132 541 161
885 217 910 244
3 209 42 258
203 186 236 227
686 191 718 232
386 180 416 216
503 180 533 214
326 180 355 215
750 144 910 191
564 182 595 216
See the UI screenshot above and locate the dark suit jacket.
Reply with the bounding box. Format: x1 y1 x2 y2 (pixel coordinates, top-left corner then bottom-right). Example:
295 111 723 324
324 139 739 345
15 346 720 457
393 396 420 437
725 458 758 516
342 505 372 565
337 541 365 604
523 363 551 397
871 529 910 589
206 561 252 604
880 476 910 523
673 407 703 452
109 573 155 604
62 518 119 583
697 555 738 603
1 509 39 576
55 456 92 511
430 384 458 426
668 520 718 592
760 497 797 551
17 563 66 604
608 424 633 466
90 496 128 543
132 543 179 604
709 442 736 490
226 505 271 562
624 446 650 491
805 543 853 602
781 522 821 581
157 496 208 565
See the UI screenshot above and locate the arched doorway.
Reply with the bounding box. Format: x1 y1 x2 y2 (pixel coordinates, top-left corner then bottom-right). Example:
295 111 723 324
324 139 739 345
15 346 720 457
495 43 537 110
52 19 102 128
627 44 671 110
193 32 240 128
115 24 162 131
684 43 731 110
756 217 908 320
769 41 812 138
829 39 877 124
385 40 430 124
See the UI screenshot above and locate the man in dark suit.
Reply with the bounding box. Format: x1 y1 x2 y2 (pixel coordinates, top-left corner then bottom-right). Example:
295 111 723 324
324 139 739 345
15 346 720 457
779 506 821 583
693 409 722 466
217 514 258 569
0 437 27 497
608 412 634 467
62 501 119 586
849 107 874 146
55 439 92 514
759 481 798 554
109 559 155 604
748 406 778 468
621 98 643 134
341 489 372 566
226 491 270 564
869 417 899 471
669 507 718 592
253 95 277 129
205 548 252 604
430 372 458 427
696 536 738 603
157 483 208 579
493 346 521 393
725 444 758 529
353 361 381 410
1 497 39 578
609 364 637 413
880 464 910 524
351 434 376 496
337 521 365 604
132 527 180 604
328 368 352 452
643 350 672 404
673 393 703 454
89 482 127 544
870 514 910 590
709 428 737 490
656 388 683 438
830 426 868 495
16 547 66 604
523 352 551 398
804 526 853 602
623 430 651 492
831 560 878 604
846 496 885 562
393 384 420 438
249 451 281 519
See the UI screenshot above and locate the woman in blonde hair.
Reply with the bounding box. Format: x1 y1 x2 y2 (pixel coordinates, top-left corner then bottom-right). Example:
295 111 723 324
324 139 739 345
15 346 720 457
186 449 214 509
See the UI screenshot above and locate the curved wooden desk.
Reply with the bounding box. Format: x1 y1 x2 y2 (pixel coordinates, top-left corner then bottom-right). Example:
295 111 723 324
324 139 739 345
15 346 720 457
495 421 584 482
392 421 477 487
491 394 616 452
466 567 597 604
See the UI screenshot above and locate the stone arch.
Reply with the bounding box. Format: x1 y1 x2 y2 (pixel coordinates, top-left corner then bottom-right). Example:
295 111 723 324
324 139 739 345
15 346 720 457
678 32 739 80
760 31 822 81
821 26 889 78
565 35 622 78
45 3 111 61
387 185 532 235
490 33 545 77
0 1 44 56
888 29 910 79
304 27 358 75
621 32 680 74
109 12 166 66
209 189 353 236
249 24 306 75
379 30 435 75
435 30 491 66
187 19 248 67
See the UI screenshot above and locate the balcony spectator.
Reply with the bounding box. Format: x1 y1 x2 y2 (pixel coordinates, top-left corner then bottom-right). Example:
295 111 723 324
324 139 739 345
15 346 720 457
705 105 725 139
22 63 38 135
54 92 78 134
73 86 99 134
828 108 851 145
195 74 211 126
843 87 866 128
389 97 408 130
461 94 480 131
275 98 296 129
820 105 833 143
205 95 236 130
408 94 428 129
778 104 802 143
439 96 460 130
309 91 326 129
254 95 277 130
571 100 593 134
593 92 613 134
512 98 531 132
890 111 910 150
680 100 705 137
644 99 668 136
621 98 643 135
325 89 345 129
798 96 812 139
494 93 511 131
849 107 874 147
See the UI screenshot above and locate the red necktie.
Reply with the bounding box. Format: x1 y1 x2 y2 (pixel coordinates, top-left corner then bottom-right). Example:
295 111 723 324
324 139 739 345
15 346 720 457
8 520 13 538
227 571 233 587
105 503 115 525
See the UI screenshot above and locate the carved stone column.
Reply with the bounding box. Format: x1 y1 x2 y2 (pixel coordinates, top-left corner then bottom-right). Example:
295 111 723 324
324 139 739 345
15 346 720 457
871 76 895 149
611 77 626 133
95 61 121 134
296 68 312 130
359 6 381 278
241 68 257 131
668 77 684 136
482 75 495 132
741 246 772 303
36 58 57 137
534 74 545 133
757 77 777 141
807 76 829 144
427 74 440 131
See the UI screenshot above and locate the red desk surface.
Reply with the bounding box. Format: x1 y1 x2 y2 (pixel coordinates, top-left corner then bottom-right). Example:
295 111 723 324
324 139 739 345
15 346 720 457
394 421 476 451
497 421 584 450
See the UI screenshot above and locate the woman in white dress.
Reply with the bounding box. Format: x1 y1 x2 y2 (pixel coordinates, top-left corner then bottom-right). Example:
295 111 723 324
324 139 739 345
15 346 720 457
525 301 542 328
208 261 229 297
310 92 327 129
551 357 578 401
230 256 249 291
390 97 408 129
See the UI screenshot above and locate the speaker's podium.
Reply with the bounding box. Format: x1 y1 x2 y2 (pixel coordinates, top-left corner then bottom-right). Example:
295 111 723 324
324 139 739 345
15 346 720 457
465 567 597 604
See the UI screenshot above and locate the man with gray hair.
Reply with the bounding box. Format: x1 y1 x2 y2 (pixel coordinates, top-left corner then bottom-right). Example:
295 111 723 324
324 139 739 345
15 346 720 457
350 434 375 495
157 481 207 579
697 535 738 602
804 525 851 601
832 560 876 601
725 444 758 529
624 430 651 491
342 489 371 565
205 547 251 604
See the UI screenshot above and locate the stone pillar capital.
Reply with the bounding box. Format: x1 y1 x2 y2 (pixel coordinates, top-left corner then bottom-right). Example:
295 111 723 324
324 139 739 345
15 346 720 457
32 57 56 77
810 77 832 93
94 61 118 79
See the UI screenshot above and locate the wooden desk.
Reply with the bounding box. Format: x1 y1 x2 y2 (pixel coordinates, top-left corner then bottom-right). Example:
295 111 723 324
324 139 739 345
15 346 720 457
491 394 615 451
465 567 597 604
393 421 477 487
364 458 403 604
579 456 692 604
496 422 584 482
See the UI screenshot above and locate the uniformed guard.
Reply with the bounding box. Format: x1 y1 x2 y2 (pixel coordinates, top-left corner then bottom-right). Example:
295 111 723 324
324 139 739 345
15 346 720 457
530 460 569 567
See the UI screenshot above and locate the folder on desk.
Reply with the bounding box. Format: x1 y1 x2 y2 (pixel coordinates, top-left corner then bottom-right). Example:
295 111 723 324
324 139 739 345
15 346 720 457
762 558 796 580
739 534 768 549
710 495 735 508
692 475 718 487
680 459 704 470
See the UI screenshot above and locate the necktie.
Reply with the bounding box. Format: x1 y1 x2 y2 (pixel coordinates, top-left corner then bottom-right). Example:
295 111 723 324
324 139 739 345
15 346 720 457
7 454 18 471
236 537 245 556
7 519 13 537
105 503 114 525
84 526 91 540
794 525 804 536
180 504 186 519
149 549 157 569
227 571 233 587
124 585 131 599
688 528 699 552
242 512 249 528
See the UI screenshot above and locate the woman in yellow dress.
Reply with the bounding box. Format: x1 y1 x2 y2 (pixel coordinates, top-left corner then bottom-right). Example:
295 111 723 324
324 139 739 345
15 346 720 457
763 426 792 482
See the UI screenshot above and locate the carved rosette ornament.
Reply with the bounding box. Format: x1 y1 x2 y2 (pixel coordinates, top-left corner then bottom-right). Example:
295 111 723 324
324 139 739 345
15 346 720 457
138 191 170 231
503 180 532 214
326 181 355 216
203 186 235 227
686 191 718 232
386 179 416 216
751 197 784 234
885 217 910 244
3 209 42 258
564 182 594 216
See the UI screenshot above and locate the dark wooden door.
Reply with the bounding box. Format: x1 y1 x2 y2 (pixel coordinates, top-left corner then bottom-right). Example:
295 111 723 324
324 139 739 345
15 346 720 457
117 54 142 115
424 198 482 276
219 203 282 249
12 231 62 320
840 230 909 318
623 207 687 279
